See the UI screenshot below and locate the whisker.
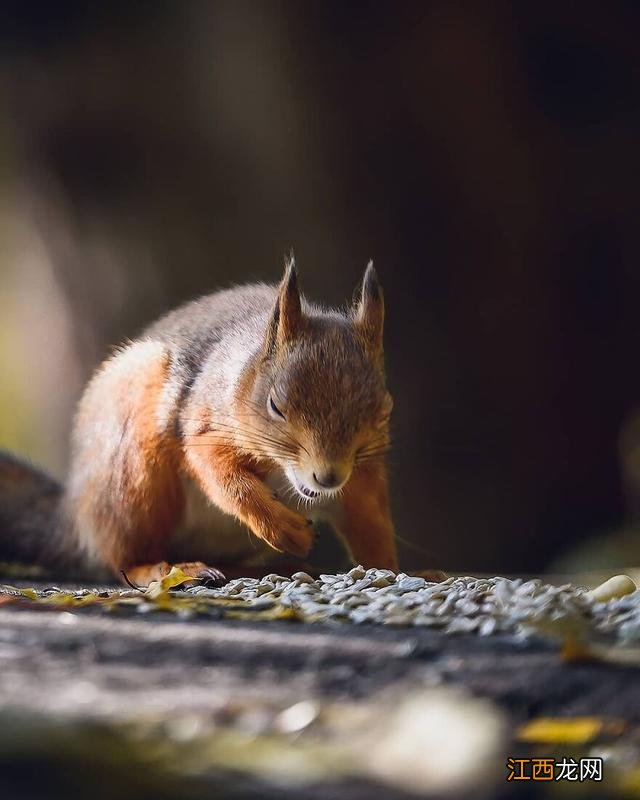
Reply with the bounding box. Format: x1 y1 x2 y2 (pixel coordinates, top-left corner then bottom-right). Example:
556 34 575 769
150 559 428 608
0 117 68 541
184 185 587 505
160 437 298 464
184 428 299 454
358 433 391 460
179 415 297 447
356 445 390 463
186 421 300 451
356 447 390 458
185 438 298 459
356 442 389 453
181 433 295 451
283 483 298 501
183 448 297 465
207 431 299 456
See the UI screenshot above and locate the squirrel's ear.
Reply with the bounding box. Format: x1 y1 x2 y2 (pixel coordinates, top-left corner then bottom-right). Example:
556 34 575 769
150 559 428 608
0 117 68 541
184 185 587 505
352 260 384 359
264 253 303 357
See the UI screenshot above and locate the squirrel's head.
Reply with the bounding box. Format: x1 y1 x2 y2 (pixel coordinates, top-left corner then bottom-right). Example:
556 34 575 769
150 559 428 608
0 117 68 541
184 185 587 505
243 256 392 502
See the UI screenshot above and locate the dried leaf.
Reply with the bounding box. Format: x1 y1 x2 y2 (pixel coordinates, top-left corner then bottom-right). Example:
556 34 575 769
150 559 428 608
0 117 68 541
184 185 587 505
5 586 40 600
146 567 194 600
518 717 605 744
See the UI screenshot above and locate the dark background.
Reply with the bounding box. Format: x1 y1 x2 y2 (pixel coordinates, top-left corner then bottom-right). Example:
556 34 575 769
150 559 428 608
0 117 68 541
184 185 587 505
1 1 639 573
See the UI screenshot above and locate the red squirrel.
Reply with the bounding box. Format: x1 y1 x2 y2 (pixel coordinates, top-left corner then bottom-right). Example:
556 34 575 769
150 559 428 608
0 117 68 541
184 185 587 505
0 258 401 586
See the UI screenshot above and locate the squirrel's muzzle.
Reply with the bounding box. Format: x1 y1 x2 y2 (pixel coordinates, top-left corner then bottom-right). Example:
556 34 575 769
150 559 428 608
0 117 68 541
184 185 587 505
308 462 351 492
312 468 344 490
286 457 352 500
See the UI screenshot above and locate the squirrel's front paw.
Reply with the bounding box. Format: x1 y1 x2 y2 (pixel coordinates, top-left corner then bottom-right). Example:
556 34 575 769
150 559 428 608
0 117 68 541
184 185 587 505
260 506 314 558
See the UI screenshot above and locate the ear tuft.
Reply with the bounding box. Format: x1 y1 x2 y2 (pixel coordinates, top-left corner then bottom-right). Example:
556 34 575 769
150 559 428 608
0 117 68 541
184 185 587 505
353 260 384 359
264 251 304 357
362 259 380 299
282 250 298 300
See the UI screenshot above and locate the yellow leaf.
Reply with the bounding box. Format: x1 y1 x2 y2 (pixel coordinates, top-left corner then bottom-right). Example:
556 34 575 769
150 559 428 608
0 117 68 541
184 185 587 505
1 585 39 600
518 717 604 744
146 566 194 600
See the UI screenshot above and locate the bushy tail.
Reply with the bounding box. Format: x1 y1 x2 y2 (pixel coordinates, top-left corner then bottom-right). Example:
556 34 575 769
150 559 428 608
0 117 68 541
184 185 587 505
0 450 65 569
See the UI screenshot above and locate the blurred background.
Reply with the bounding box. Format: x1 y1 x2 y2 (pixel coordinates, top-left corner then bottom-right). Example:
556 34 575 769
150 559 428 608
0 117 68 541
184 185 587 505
1 0 639 574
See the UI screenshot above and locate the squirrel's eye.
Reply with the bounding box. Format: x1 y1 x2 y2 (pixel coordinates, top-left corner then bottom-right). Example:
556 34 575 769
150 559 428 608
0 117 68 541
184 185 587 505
269 395 286 421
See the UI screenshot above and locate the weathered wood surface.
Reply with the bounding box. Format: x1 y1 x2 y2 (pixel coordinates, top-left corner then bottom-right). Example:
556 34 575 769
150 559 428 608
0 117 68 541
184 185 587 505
1 596 639 799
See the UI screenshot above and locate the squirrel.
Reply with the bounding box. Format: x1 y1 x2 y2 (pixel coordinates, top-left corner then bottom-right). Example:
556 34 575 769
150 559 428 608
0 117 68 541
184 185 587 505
0 257 400 586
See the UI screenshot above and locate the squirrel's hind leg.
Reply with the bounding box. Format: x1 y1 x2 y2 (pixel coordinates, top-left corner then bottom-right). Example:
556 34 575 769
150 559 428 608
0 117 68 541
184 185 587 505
63 340 208 579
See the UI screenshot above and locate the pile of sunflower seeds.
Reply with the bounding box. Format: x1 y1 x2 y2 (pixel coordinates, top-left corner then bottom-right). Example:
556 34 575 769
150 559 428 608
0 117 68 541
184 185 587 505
186 567 640 642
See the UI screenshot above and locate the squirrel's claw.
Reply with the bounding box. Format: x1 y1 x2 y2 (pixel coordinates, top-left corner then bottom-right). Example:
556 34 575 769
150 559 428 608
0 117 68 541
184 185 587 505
197 566 227 587
172 561 227 587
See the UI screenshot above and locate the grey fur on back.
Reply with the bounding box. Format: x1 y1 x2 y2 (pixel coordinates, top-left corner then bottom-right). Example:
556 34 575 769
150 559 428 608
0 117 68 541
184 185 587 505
143 283 279 394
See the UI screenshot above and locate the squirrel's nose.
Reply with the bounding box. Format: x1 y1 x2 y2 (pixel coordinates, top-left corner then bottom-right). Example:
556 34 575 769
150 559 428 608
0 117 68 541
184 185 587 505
312 468 345 490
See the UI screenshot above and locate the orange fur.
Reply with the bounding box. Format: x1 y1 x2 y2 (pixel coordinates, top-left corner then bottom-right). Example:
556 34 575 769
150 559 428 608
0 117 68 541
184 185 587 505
340 461 398 571
66 342 185 573
184 436 314 557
